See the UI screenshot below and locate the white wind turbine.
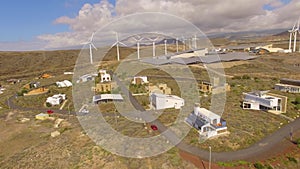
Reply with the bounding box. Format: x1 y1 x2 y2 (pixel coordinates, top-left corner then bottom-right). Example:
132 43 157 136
132 36 144 59
181 36 186 51
193 35 198 49
293 20 299 52
148 37 160 58
82 32 97 64
175 38 179 53
112 32 126 61
288 23 296 52
164 39 168 55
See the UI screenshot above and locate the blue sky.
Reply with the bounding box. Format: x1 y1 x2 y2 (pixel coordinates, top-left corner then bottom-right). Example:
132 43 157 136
0 0 298 51
0 0 115 42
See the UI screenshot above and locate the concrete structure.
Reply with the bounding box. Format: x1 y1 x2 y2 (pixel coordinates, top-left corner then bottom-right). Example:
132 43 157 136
242 91 287 113
24 82 40 89
199 79 230 94
185 104 227 139
132 76 149 85
150 93 184 110
51 131 61 137
7 79 21 84
93 94 124 104
257 44 284 53
56 80 72 88
40 73 52 79
35 113 49 120
146 83 172 95
93 83 112 93
77 73 98 83
275 78 300 93
99 70 111 83
46 94 66 106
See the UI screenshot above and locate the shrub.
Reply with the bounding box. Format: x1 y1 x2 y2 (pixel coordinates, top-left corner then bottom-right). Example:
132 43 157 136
297 138 300 148
253 162 264 169
46 102 52 107
287 156 298 164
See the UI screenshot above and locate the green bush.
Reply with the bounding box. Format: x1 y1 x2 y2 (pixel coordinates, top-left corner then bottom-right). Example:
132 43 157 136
295 97 300 105
253 162 264 169
297 138 300 148
46 102 52 107
287 156 298 164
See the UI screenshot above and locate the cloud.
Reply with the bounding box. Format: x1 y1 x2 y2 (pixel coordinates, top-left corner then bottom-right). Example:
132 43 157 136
36 0 299 50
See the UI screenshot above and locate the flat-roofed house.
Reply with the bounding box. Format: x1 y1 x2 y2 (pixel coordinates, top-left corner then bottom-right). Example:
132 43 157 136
185 104 227 139
275 78 300 93
242 91 287 113
150 93 184 110
93 94 124 104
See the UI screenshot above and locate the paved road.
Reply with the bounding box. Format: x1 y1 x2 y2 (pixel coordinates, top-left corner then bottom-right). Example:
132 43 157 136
5 82 300 162
113 73 300 162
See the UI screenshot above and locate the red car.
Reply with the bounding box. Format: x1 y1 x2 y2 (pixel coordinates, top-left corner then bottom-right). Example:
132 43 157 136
150 125 158 131
47 110 54 114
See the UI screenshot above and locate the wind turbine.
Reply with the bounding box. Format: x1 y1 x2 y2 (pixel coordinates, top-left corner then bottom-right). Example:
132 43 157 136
112 32 126 61
148 37 160 58
181 36 186 51
164 39 168 55
176 38 179 53
133 36 144 59
293 20 299 52
82 32 97 64
288 23 296 52
193 35 198 49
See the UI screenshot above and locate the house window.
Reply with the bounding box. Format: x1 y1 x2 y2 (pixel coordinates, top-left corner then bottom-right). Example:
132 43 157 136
243 103 251 109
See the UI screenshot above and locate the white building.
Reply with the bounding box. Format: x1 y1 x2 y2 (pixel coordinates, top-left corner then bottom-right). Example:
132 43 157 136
77 73 98 83
99 70 111 83
56 80 72 88
274 78 300 93
242 91 287 113
185 104 227 139
93 94 124 104
150 93 184 110
132 76 149 85
46 94 66 106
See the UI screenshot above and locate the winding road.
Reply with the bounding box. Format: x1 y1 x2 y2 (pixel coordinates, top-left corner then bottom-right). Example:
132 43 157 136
113 73 300 162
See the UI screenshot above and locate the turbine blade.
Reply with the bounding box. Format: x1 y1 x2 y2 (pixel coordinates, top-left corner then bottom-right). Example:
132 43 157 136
119 42 127 46
90 32 95 42
91 43 97 50
111 42 118 48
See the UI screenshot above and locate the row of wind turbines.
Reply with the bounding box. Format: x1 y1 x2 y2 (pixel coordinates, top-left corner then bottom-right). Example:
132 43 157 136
288 18 300 52
83 32 200 64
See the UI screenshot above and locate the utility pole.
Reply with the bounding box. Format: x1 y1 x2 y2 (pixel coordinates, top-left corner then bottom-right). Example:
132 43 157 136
209 146 212 169
290 127 293 141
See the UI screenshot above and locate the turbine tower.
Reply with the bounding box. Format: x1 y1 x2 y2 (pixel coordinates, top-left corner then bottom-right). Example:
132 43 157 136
82 32 97 64
288 23 295 52
193 35 198 49
133 36 144 59
148 37 160 58
164 39 168 55
112 32 126 61
293 20 299 52
176 38 179 53
181 36 186 51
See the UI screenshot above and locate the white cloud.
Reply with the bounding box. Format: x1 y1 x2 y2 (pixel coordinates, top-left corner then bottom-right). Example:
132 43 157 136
36 0 299 50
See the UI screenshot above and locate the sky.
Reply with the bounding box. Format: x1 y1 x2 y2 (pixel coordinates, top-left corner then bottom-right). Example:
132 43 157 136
0 0 299 51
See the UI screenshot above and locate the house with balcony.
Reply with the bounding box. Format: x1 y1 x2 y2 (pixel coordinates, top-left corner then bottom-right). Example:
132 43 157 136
242 91 287 113
185 104 227 139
